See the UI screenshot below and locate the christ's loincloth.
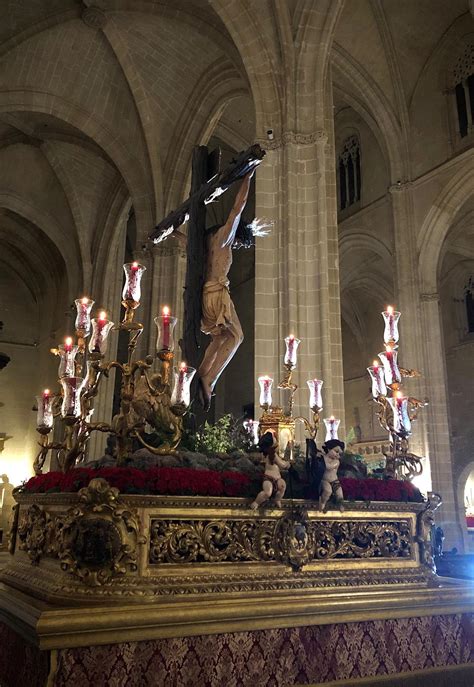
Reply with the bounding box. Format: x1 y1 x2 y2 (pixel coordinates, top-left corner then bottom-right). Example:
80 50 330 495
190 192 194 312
201 278 232 336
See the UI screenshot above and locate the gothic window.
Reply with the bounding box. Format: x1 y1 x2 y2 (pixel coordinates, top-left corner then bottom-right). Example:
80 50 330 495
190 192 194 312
465 277 474 334
451 45 474 139
338 136 361 211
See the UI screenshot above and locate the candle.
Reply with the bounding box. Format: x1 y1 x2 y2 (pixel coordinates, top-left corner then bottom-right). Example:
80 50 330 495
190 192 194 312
388 391 411 437
243 419 259 445
60 376 87 418
323 416 340 442
258 375 273 407
154 308 178 352
367 360 387 398
58 338 78 378
382 305 401 344
170 362 196 407
284 335 301 367
36 389 54 430
74 297 94 334
307 378 324 410
89 311 114 355
378 345 401 386
122 262 146 303
162 306 170 349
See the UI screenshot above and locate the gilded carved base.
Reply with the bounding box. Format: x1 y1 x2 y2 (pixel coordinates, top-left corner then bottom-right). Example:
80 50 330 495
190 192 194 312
2 482 473 649
2 480 439 599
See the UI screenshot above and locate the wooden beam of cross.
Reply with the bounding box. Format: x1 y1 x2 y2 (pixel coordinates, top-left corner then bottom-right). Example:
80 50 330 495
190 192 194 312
148 143 265 375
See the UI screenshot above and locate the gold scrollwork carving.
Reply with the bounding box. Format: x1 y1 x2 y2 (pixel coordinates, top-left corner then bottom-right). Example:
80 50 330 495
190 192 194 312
57 478 146 586
149 514 412 568
18 504 47 565
149 519 275 564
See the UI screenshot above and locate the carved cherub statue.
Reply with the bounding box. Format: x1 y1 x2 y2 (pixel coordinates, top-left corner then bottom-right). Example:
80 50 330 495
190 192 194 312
319 439 345 513
250 429 290 509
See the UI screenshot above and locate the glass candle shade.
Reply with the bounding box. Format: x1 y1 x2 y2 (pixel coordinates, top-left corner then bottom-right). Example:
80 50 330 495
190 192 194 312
122 262 146 303
170 364 196 407
378 347 401 386
284 335 301 368
367 362 387 398
382 307 401 344
60 376 87 418
323 416 340 442
258 375 273 407
243 419 259 445
74 297 94 334
58 341 78 378
36 391 54 430
307 378 323 410
88 315 114 355
155 312 178 352
388 395 411 437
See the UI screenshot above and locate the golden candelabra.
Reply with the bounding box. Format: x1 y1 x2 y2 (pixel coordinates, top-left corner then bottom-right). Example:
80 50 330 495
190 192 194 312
368 306 428 480
33 263 194 474
256 336 331 456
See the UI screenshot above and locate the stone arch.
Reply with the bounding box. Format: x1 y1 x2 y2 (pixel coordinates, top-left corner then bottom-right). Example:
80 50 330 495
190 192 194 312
0 91 154 245
0 191 80 301
92 186 131 302
418 159 474 292
163 59 251 212
456 460 474 551
332 46 405 181
209 1 282 138
296 0 346 128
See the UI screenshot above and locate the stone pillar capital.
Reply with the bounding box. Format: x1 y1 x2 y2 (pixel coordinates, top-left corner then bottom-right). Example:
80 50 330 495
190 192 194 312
150 243 186 260
256 129 328 150
388 180 413 194
420 292 440 303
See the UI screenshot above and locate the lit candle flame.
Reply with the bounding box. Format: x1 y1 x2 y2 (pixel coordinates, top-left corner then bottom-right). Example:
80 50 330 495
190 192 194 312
179 361 187 371
162 305 170 316
132 261 138 269
373 360 379 367
99 311 107 321
65 336 73 347
43 389 50 396
81 297 89 305
387 305 394 315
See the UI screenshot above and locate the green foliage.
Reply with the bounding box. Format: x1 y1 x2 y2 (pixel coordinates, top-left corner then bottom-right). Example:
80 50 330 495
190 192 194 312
191 414 235 454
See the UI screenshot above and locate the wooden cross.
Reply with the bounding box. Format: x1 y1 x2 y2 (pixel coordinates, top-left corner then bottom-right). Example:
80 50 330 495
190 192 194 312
148 144 265 372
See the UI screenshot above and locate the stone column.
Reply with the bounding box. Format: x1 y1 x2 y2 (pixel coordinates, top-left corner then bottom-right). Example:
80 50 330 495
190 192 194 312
389 182 428 459
419 292 464 550
254 130 344 435
146 244 187 355
87 223 126 461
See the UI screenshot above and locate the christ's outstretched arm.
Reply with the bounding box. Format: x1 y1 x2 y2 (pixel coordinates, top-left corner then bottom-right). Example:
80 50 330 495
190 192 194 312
220 170 254 247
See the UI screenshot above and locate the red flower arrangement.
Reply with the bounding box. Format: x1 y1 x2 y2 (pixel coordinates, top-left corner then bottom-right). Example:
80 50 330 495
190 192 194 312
339 477 424 503
22 467 252 498
22 468 423 503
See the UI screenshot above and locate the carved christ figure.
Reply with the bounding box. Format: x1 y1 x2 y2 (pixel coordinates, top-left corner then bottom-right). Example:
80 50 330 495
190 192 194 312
197 171 254 409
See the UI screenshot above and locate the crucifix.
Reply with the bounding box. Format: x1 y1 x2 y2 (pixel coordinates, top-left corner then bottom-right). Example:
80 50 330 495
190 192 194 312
148 143 266 409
